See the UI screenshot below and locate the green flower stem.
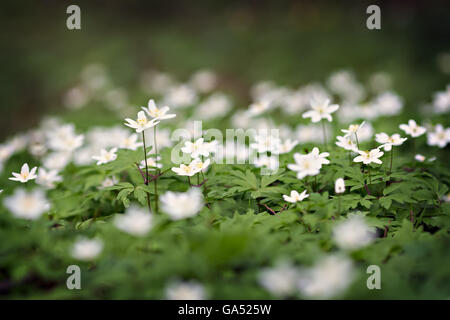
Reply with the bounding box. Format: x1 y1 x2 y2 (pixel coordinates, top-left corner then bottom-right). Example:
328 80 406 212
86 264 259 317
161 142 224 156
338 194 341 216
355 132 360 150
389 148 394 173
321 120 327 150
142 131 152 213
368 166 372 185
153 126 159 213
187 176 192 187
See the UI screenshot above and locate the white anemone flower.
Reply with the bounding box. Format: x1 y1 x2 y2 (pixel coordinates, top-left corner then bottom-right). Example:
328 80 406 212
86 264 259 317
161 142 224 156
71 238 103 261
181 138 210 158
171 163 199 177
399 119 426 138
297 254 354 299
4 188 49 220
124 111 160 133
302 98 339 123
36 168 62 189
283 190 309 203
140 156 162 170
335 178 345 194
274 139 299 155
160 188 203 220
335 135 358 152
92 148 118 165
114 205 153 236
287 153 322 179
119 133 143 150
309 147 330 165
353 148 384 165
341 121 365 137
99 176 119 189
375 133 407 151
247 100 271 116
332 215 375 250
250 133 281 153
189 158 211 173
427 124 450 148
9 163 38 183
142 99 176 120
414 154 426 162
258 262 299 298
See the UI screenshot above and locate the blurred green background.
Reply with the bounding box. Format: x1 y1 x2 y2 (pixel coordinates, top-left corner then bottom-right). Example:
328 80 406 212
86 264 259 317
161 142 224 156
0 0 449 139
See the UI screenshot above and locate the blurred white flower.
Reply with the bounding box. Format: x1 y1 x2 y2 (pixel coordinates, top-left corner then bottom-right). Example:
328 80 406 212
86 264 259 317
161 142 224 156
335 178 345 194
92 148 117 165
250 133 281 153
190 158 211 173
140 156 162 170
99 176 119 189
189 70 217 93
432 85 450 114
63 86 89 110
353 148 384 165
283 190 309 203
114 205 153 236
194 93 231 120
47 124 84 152
71 238 103 261
414 154 426 162
373 92 403 116
160 189 203 220
274 139 299 154
310 147 330 165
164 84 197 109
427 124 450 148
42 152 72 171
165 280 206 300
4 188 49 220
302 98 339 123
399 120 426 138
258 262 299 298
36 168 62 189
247 100 271 117
9 163 37 183
342 121 365 137
124 111 160 133
143 127 173 150
375 133 407 151
333 215 375 250
297 254 354 299
253 154 279 172
119 133 142 150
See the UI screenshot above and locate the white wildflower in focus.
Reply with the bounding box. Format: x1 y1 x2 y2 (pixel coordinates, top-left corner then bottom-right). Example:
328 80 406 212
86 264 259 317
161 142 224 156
335 178 345 194
99 176 119 189
9 163 38 183
114 205 153 236
140 156 162 170
427 124 450 148
36 168 62 189
432 85 450 114
333 215 375 250
309 147 330 165
71 238 103 261
165 280 206 300
250 133 281 153
124 111 160 133
253 154 279 172
399 120 426 138
119 133 142 150
342 121 365 137
181 138 209 158
142 99 176 120
414 154 426 162
42 152 72 171
335 136 358 152
258 262 299 298
160 189 203 220
274 139 299 154
190 158 211 173
247 100 271 117
373 92 403 116
302 98 339 123
47 124 84 152
164 84 197 109
189 69 217 93
353 148 384 165
171 163 198 177
4 188 49 220
283 190 309 203
375 133 407 151
92 148 118 165
194 93 231 120
297 254 355 299
287 152 322 179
